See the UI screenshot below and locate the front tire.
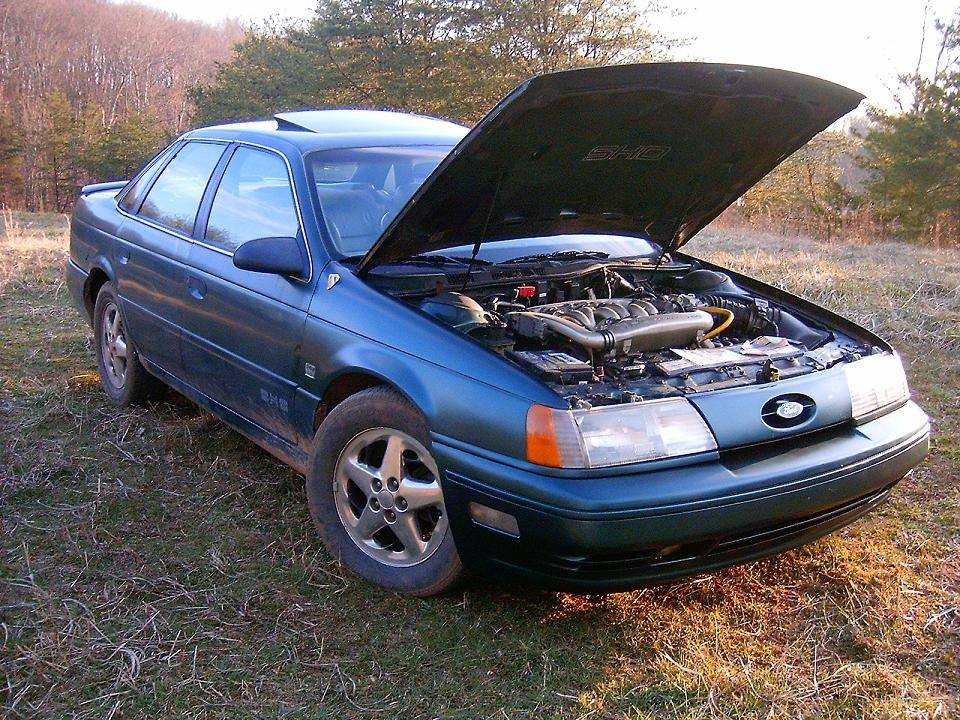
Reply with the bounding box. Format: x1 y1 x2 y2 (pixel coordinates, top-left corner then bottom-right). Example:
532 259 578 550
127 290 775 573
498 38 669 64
93 282 162 406
306 387 464 596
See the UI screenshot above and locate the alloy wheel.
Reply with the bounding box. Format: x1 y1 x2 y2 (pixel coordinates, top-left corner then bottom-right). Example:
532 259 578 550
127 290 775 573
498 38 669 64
100 301 128 389
333 428 448 567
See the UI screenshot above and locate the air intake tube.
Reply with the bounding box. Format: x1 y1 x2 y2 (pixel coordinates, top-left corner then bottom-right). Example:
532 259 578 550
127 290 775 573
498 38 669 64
700 295 831 348
509 310 715 352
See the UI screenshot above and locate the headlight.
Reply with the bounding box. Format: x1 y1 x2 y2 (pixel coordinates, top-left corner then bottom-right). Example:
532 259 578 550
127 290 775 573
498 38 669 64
844 352 910 419
526 398 717 468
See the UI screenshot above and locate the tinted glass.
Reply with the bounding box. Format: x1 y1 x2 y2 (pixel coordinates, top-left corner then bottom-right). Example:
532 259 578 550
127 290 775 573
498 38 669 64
139 142 225 235
205 147 299 250
119 142 178 213
307 146 450 255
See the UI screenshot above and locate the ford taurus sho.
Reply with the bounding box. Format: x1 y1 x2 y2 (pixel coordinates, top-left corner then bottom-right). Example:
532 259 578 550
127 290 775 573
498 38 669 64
67 63 931 595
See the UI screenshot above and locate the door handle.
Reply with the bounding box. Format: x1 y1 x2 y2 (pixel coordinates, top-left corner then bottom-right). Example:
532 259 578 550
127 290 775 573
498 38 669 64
186 276 207 300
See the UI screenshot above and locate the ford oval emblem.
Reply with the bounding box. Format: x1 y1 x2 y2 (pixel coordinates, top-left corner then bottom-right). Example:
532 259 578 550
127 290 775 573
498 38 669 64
761 394 815 429
776 400 805 420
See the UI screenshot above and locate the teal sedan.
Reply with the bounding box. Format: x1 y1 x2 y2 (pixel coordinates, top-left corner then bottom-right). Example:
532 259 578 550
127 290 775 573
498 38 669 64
68 63 930 595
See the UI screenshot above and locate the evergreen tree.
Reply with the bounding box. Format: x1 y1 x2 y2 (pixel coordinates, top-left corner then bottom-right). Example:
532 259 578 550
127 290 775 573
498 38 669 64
191 29 321 125
85 113 168 181
0 112 24 208
860 11 960 243
41 89 81 212
191 0 679 126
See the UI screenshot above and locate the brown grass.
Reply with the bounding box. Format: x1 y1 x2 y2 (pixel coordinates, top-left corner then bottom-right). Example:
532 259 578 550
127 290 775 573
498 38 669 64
1 217 957 718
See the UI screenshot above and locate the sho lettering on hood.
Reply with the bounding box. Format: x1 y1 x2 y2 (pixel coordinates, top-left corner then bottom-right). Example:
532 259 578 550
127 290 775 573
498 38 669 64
582 144 671 161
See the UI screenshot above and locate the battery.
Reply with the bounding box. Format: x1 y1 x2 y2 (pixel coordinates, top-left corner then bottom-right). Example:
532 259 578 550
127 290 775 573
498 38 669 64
509 350 594 383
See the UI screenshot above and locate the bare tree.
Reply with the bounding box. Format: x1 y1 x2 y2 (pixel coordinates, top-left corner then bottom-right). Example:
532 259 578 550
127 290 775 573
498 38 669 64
0 0 242 210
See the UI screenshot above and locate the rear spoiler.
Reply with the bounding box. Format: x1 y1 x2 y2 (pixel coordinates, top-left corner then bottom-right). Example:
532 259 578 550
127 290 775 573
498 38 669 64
80 180 127 196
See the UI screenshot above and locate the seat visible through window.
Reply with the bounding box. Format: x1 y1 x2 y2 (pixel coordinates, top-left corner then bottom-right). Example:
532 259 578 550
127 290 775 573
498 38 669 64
315 183 387 254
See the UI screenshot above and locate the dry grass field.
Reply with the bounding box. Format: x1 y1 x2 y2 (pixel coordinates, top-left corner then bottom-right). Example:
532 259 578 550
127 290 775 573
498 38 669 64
1 210 958 718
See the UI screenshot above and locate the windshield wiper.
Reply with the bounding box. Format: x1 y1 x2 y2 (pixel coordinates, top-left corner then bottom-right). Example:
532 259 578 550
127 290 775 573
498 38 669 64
497 249 610 265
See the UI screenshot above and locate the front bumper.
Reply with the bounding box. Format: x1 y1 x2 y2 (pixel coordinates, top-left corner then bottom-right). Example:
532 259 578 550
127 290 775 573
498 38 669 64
434 401 930 592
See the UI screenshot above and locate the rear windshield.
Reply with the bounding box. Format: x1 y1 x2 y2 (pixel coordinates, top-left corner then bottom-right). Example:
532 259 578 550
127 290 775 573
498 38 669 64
307 146 450 256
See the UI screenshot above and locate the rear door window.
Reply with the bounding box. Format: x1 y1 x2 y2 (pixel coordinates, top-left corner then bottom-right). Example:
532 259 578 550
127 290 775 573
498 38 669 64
204 146 300 251
138 141 226 235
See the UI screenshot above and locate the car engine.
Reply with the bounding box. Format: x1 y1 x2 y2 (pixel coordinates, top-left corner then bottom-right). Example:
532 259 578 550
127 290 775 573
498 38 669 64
409 264 871 407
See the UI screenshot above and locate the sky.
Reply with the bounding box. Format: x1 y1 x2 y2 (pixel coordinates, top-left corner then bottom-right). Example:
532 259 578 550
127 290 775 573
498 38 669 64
123 0 959 113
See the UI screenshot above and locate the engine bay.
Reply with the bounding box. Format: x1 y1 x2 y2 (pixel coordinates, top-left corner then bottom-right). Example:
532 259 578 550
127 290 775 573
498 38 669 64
380 259 876 408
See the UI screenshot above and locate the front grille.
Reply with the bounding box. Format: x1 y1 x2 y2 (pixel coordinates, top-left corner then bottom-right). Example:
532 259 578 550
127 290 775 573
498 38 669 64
718 421 851 469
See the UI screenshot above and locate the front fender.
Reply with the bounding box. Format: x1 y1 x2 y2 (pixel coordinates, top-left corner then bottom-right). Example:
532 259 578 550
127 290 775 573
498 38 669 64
301 315 548 461
300 265 568 459
319 346 440 420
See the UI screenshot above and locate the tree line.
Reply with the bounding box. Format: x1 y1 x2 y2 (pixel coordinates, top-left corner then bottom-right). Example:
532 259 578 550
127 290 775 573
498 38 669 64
738 9 960 245
0 0 957 245
190 0 677 126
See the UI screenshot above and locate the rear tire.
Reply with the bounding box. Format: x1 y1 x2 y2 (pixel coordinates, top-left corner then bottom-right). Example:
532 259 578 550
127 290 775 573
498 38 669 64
93 282 162 406
306 387 464 596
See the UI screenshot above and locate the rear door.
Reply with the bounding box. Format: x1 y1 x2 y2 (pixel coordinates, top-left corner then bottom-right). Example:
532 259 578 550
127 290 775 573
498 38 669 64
181 144 314 443
115 141 228 374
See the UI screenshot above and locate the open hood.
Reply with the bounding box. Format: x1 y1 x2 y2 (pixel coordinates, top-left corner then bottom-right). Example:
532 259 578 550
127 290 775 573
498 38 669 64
357 63 863 274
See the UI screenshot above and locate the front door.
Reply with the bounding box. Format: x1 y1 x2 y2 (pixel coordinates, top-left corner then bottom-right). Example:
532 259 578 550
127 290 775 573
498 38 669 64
180 144 314 443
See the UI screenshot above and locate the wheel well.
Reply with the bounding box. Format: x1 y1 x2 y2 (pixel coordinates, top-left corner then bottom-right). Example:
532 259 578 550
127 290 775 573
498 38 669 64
84 268 110 321
314 373 384 430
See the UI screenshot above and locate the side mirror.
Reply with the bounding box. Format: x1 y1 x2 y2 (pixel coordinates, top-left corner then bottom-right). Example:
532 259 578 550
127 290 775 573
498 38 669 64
232 236 308 278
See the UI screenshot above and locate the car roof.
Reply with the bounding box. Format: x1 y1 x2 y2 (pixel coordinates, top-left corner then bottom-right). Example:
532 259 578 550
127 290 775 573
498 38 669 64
185 109 469 153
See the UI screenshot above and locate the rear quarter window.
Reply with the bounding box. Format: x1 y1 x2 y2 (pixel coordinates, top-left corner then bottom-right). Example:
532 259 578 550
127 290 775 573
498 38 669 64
118 142 179 214
138 142 226 235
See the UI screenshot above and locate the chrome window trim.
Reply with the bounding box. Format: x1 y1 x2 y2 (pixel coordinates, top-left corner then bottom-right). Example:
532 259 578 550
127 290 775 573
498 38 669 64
116 204 217 249
116 137 314 285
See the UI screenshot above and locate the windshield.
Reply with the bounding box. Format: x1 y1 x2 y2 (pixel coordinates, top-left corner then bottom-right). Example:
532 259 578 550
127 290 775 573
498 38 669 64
307 146 451 255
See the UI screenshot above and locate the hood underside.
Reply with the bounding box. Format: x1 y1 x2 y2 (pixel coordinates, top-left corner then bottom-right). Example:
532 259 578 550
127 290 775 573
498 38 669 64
357 63 863 274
